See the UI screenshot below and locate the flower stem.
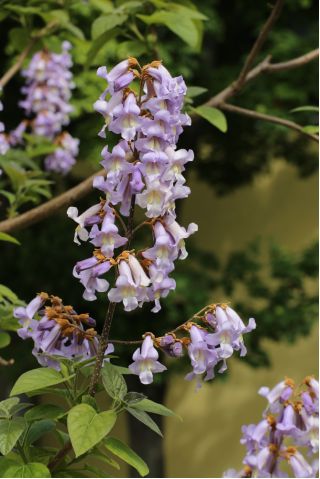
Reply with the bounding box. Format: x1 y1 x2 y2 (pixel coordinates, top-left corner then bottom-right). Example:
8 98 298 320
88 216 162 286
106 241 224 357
88 301 117 397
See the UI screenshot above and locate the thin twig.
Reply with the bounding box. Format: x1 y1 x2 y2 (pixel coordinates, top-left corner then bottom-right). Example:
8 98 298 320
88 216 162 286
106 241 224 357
88 301 117 397
109 304 213 345
236 0 285 89
220 103 319 143
201 48 319 110
48 441 72 471
0 21 58 89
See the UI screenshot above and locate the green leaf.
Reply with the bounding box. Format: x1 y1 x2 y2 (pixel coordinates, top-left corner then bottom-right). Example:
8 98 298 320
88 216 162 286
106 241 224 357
131 398 178 418
10 368 74 396
187 86 208 98
0 233 20 245
3 462 51 478
124 392 146 405
102 362 127 400
291 106 319 113
138 12 199 48
92 12 128 39
127 407 163 437
0 417 26 455
91 451 120 470
193 105 228 132
0 458 19 477
0 332 11 348
85 28 120 67
0 398 20 419
0 285 19 302
25 404 64 422
302 125 319 134
67 404 116 457
25 420 55 445
104 437 149 477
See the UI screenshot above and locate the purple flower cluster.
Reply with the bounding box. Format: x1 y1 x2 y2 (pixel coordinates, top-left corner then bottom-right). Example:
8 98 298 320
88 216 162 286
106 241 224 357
14 293 113 369
128 303 255 386
44 132 79 175
225 377 319 478
69 58 197 312
20 42 74 137
185 305 256 388
0 98 9 155
14 42 78 174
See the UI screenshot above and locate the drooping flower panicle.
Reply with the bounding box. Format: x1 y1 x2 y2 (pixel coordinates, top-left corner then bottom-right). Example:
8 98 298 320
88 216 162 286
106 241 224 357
68 57 197 312
14 293 113 369
13 42 78 174
224 377 319 478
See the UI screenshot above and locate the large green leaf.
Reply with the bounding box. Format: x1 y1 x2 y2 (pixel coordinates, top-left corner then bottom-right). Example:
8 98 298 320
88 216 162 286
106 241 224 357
102 362 127 400
0 233 20 245
25 404 64 422
85 28 120 67
105 437 149 477
291 106 319 113
25 419 56 445
10 368 74 396
0 417 26 455
67 404 116 457
0 332 11 349
0 398 20 419
92 12 128 39
131 398 178 418
193 105 228 132
127 407 163 436
137 11 199 48
3 462 51 478
138 11 200 48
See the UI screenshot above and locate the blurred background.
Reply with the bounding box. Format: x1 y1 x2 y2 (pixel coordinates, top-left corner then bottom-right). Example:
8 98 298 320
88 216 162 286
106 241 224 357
0 0 318 477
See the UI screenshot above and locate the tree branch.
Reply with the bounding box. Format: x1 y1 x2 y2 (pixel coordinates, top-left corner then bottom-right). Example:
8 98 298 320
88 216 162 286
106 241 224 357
109 305 213 345
220 103 319 143
202 49 319 109
0 21 58 89
0 169 105 233
0 39 37 89
236 0 285 88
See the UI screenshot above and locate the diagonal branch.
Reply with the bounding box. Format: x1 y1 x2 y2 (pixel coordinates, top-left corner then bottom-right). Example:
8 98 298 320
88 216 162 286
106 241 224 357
220 103 319 143
236 0 285 88
0 169 105 233
0 21 58 89
202 48 319 109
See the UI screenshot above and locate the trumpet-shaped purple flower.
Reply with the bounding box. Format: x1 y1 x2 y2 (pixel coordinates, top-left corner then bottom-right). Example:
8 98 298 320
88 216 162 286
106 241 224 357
73 255 112 301
14 293 47 339
109 93 141 141
129 335 167 384
67 202 102 244
185 325 219 383
89 210 127 256
108 256 150 311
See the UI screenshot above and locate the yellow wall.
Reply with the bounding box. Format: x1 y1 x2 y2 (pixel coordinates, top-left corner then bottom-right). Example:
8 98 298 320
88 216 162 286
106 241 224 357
163 160 318 477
